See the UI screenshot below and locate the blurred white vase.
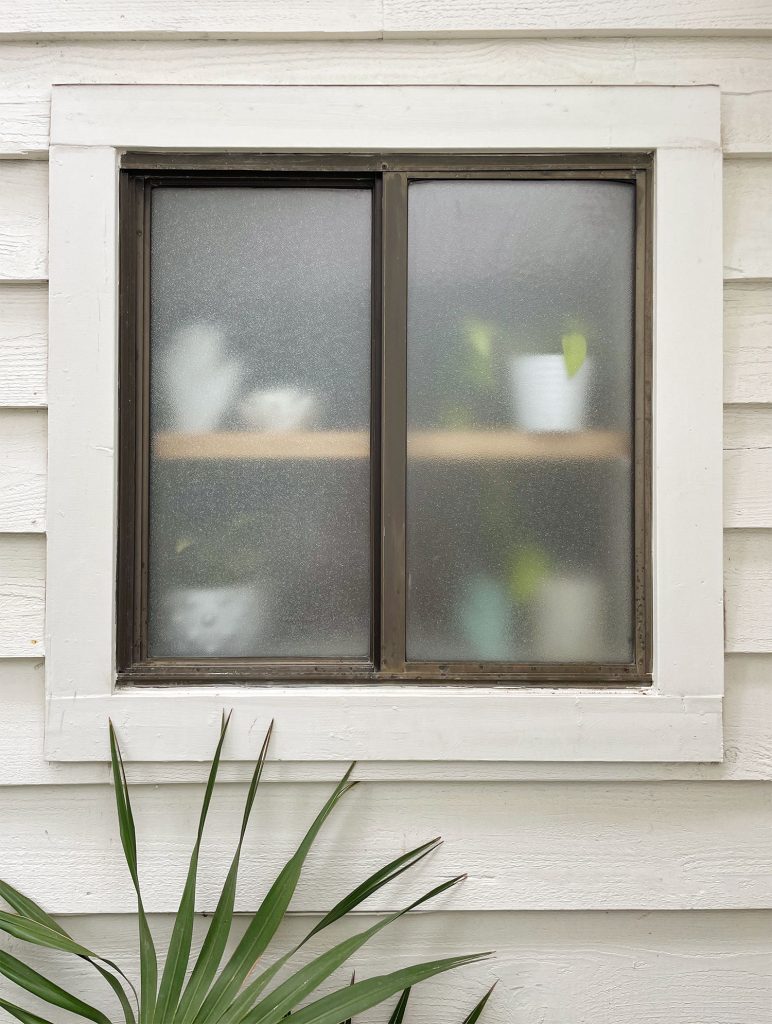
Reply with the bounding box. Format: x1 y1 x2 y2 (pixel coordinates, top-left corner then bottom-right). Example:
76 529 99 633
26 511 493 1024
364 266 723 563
160 323 240 433
535 573 605 661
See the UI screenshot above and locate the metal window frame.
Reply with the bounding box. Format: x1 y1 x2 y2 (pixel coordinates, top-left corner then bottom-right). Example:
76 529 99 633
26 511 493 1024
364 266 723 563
117 152 652 687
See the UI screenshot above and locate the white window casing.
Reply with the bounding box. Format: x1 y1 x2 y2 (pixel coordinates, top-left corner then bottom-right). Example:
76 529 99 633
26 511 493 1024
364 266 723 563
45 85 724 764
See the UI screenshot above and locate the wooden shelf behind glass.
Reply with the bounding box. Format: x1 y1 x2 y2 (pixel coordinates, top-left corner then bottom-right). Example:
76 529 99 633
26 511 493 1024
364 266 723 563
154 429 630 462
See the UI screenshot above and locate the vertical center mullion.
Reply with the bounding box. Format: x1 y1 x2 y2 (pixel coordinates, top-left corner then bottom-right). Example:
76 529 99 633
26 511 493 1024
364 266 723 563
380 171 408 673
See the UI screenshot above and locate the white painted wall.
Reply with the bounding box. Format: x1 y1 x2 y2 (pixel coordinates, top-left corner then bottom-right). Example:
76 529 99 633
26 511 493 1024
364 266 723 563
1 5 772 1021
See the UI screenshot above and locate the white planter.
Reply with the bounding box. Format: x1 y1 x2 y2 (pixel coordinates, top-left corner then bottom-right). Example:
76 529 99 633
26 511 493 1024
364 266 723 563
159 583 268 657
509 354 592 433
535 573 605 662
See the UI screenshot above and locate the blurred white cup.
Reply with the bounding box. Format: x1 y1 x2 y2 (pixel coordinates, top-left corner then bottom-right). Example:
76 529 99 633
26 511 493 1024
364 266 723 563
509 354 591 433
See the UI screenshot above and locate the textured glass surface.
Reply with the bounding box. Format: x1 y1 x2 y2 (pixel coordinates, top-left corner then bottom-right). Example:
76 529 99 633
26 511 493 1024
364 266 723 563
148 187 371 658
406 180 636 663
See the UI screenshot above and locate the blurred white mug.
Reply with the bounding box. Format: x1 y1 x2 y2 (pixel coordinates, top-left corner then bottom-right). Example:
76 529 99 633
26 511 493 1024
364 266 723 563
239 387 318 431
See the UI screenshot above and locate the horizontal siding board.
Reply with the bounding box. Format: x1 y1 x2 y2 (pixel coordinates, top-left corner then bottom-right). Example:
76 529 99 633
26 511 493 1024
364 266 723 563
725 281 772 402
1 2 772 40
725 406 772 527
0 98 49 156
2 778 772 913
0 1 382 38
0 534 45 655
725 529 772 652
2 911 772 1024
723 90 772 155
724 158 772 280
0 283 47 405
382 1 772 36
1 39 772 97
0 160 47 280
721 654 772 777
0 409 46 530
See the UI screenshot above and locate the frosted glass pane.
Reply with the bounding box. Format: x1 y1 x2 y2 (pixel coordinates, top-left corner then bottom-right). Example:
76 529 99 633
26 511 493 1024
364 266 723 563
148 187 371 658
406 180 635 663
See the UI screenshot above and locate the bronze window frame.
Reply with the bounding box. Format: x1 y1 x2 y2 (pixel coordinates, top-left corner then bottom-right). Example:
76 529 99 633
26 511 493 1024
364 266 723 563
117 152 653 687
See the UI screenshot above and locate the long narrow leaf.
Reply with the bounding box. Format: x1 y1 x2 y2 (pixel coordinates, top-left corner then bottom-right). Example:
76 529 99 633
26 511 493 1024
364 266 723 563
175 723 273 1024
303 838 443 943
283 953 491 1024
461 983 497 1024
237 876 466 1024
342 974 355 1024
192 765 357 1024
0 913 105 960
0 884 67 937
0 949 111 1024
0 997 56 1024
0 878 137 1024
387 988 410 1024
156 714 233 1024
110 722 158 1024
89 960 139 1024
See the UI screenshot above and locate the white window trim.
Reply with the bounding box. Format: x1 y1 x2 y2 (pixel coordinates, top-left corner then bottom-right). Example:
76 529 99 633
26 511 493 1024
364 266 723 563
45 84 724 764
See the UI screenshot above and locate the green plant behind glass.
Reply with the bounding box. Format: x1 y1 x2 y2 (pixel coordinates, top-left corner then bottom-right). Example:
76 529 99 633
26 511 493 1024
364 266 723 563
560 332 587 378
170 513 267 587
437 319 499 429
0 718 494 1024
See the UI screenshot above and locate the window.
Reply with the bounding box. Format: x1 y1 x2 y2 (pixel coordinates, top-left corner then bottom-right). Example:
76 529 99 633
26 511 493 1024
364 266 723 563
118 156 651 684
46 84 722 763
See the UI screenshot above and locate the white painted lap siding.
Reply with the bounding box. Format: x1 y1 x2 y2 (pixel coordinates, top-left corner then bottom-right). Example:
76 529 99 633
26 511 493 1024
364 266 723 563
1 10 772 1024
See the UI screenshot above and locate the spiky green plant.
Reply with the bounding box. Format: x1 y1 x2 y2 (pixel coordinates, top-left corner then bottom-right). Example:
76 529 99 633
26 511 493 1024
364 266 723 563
0 717 494 1024
344 980 496 1024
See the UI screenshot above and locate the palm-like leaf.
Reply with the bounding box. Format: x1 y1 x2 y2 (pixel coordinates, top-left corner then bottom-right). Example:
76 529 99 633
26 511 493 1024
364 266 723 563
460 983 497 1023
0 719 494 1024
175 722 272 1024
191 763 358 1024
387 987 410 1024
280 953 490 1024
0 951 112 1024
0 997 56 1024
0 880 137 1024
155 712 233 1024
109 722 158 1024
343 977 498 1023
